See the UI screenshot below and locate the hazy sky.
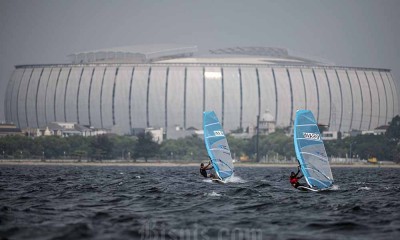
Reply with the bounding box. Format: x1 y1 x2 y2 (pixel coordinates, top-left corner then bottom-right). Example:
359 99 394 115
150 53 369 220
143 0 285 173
1 0 399 121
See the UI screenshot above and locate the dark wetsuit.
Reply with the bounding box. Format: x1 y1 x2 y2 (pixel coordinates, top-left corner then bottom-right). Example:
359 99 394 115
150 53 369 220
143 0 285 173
200 168 208 178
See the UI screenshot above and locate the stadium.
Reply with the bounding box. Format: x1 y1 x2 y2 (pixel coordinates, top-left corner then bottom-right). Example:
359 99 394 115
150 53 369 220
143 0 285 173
4 45 399 137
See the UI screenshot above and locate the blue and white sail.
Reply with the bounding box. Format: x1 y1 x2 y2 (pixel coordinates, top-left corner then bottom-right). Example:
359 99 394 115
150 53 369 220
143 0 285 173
203 111 234 181
294 110 333 190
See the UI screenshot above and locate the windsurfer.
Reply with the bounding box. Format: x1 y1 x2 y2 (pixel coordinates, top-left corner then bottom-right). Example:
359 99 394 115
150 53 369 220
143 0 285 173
200 161 216 178
290 166 306 188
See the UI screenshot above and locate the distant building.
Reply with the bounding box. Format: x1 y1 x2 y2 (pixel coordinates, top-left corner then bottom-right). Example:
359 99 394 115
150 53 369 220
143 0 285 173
325 125 389 139
0 123 23 137
373 125 389 135
361 125 389 136
36 122 109 137
5 45 399 139
259 110 276 135
145 127 164 143
322 131 339 140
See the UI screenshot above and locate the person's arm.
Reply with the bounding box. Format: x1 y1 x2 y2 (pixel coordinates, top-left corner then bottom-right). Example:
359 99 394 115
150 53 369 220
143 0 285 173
205 161 214 170
297 174 303 179
296 166 304 179
295 165 304 177
294 166 301 177
203 161 211 170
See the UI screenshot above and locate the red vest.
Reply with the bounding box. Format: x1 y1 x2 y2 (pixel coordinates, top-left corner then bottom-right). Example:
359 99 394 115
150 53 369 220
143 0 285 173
290 177 298 184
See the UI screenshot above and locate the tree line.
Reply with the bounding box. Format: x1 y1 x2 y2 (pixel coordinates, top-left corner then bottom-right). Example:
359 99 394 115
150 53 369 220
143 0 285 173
1 116 399 163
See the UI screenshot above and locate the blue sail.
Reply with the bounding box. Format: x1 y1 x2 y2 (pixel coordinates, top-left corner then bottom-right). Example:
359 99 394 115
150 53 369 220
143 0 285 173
294 110 333 190
203 111 234 180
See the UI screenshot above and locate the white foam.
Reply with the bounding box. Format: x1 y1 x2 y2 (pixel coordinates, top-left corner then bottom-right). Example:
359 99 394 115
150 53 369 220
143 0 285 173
331 185 340 191
204 191 222 197
358 186 371 191
135 175 141 179
224 174 246 184
202 174 245 184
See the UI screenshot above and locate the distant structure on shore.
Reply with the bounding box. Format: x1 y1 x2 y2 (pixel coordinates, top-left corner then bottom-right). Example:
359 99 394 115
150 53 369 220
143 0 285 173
0 123 23 137
36 122 109 137
4 44 399 138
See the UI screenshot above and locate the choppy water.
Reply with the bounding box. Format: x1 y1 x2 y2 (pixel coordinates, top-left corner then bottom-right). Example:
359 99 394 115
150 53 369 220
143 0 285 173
0 165 399 240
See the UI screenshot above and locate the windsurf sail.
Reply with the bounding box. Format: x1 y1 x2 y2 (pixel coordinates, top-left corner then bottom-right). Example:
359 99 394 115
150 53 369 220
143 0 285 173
203 111 234 181
294 110 334 190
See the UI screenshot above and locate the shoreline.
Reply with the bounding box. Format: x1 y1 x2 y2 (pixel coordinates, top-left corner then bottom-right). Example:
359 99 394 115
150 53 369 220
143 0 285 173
0 160 399 168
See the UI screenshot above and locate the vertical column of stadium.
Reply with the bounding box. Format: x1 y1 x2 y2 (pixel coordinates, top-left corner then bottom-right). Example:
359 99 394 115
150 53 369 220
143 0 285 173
271 68 278 125
51 69 62 123
184 67 187 129
238 67 243 129
312 69 320 122
34 68 45 127
334 70 344 131
256 68 261 122
386 72 399 116
112 67 119 125
76 68 85 124
88 68 96 126
63 68 72 122
19 69 34 127
355 71 364 130
379 71 390 124
164 67 169 131
300 69 307 110
128 67 136 133
364 72 373 130
99 68 107 128
43 68 53 124
371 72 381 128
146 68 152 127
12 68 26 126
323 69 332 129
286 68 293 125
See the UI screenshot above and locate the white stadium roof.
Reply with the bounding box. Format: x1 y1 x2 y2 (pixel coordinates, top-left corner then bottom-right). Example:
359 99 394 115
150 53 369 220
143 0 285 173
67 45 324 66
68 44 198 64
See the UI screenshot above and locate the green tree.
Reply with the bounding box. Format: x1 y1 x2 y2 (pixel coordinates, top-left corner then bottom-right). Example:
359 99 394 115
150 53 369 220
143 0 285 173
110 135 137 160
89 135 114 160
226 135 248 160
386 115 400 141
35 136 69 159
133 132 159 162
159 135 207 161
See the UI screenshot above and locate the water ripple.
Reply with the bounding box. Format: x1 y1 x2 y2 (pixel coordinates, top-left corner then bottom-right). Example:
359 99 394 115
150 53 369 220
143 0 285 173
0 165 399 239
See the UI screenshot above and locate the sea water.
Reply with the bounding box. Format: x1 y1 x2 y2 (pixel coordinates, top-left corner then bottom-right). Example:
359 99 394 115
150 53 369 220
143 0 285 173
0 165 399 239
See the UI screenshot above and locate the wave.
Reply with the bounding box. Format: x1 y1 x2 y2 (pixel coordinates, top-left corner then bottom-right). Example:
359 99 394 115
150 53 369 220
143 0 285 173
331 185 340 190
225 175 246 183
204 191 222 197
307 221 369 232
357 186 371 191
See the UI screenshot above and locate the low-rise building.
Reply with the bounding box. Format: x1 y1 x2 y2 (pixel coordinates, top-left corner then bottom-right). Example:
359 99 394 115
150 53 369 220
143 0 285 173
0 123 24 137
36 122 110 137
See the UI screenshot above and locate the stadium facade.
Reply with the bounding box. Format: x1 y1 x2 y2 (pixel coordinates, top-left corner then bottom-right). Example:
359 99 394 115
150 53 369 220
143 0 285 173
4 45 399 136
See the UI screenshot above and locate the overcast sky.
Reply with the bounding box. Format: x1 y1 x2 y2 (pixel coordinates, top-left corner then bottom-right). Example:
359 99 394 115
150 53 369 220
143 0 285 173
1 0 399 122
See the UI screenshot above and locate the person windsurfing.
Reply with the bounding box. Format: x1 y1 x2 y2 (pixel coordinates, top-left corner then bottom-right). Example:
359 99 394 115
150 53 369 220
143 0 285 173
200 160 216 179
290 166 307 189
